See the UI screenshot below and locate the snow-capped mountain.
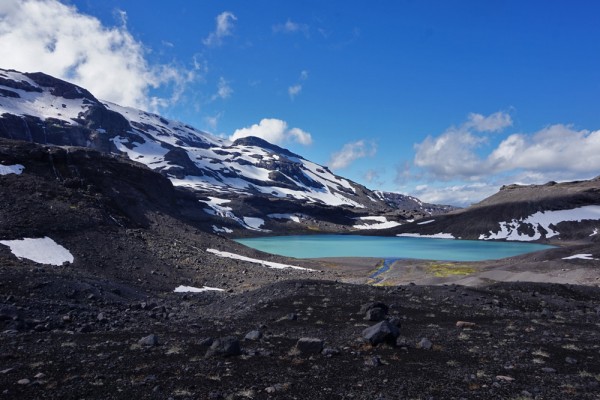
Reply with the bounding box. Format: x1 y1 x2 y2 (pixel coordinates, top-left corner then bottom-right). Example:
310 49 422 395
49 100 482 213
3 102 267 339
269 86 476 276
373 190 459 216
0 68 451 234
0 69 370 206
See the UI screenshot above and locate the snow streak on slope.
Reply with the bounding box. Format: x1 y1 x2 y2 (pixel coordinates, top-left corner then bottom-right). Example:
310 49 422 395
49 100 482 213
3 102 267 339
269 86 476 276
397 233 455 239
206 249 313 271
479 205 600 241
174 285 225 293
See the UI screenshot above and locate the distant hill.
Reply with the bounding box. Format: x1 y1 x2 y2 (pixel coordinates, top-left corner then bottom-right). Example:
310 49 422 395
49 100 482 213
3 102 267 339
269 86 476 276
390 178 600 242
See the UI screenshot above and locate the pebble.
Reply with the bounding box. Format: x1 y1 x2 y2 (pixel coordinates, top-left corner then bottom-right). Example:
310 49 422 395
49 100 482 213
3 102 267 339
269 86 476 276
495 375 515 382
417 338 433 350
17 378 30 385
244 330 262 341
138 334 159 346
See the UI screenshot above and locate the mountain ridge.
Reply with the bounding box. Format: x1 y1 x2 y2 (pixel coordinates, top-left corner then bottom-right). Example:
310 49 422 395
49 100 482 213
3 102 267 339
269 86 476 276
0 68 451 235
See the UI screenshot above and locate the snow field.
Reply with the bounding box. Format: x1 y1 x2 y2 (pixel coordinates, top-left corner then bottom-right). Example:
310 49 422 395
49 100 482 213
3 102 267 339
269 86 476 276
0 237 74 265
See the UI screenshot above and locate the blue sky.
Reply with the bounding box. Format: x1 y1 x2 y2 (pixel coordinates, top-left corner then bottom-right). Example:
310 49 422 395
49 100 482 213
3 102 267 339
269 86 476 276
1 0 600 206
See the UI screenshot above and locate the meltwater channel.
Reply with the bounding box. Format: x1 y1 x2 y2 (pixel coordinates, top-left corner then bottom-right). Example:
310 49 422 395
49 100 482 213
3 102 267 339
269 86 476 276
235 235 554 262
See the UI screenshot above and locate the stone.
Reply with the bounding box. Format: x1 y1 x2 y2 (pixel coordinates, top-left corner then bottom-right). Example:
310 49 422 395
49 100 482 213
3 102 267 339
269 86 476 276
360 302 389 315
206 337 241 357
285 313 298 321
362 321 400 346
456 321 476 328
17 378 30 385
417 338 433 350
295 337 324 355
365 307 387 322
138 334 159 347
244 330 262 341
365 356 382 367
565 357 577 365
321 347 340 357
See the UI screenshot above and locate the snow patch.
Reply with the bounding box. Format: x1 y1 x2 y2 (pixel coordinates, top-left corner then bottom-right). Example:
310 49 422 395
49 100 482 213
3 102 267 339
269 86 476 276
174 285 224 293
206 249 313 271
591 228 598 237
0 164 24 175
268 213 302 223
243 217 265 230
201 198 268 231
479 205 600 241
397 233 455 239
561 254 598 260
353 216 401 230
417 219 435 225
0 237 74 265
212 225 233 234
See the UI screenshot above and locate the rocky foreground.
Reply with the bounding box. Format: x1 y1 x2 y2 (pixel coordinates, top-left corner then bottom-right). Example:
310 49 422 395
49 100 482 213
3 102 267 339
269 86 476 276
1 272 599 399
1 136 600 399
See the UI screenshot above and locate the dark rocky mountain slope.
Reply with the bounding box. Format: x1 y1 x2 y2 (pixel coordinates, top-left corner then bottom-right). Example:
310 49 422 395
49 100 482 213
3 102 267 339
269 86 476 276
390 179 600 243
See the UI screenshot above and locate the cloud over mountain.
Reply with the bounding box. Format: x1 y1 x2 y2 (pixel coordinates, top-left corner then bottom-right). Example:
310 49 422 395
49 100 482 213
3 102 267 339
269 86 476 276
0 0 195 111
230 118 313 146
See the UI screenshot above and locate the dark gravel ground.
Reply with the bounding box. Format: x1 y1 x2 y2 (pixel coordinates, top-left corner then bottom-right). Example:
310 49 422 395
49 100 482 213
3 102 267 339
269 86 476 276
1 274 599 400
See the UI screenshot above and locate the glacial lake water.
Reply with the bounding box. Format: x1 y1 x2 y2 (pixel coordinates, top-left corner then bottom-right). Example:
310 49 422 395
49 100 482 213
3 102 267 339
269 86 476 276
235 235 554 261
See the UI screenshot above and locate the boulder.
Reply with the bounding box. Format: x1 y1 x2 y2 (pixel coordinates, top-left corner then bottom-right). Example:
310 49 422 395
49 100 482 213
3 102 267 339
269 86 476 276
206 337 241 357
362 321 399 346
295 337 324 355
365 307 387 322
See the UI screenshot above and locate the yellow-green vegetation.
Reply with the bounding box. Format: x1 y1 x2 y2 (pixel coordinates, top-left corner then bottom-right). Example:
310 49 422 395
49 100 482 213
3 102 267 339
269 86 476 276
426 262 476 277
373 280 396 287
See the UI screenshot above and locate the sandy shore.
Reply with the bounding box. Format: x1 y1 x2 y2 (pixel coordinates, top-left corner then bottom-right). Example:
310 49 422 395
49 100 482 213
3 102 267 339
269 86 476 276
311 247 600 287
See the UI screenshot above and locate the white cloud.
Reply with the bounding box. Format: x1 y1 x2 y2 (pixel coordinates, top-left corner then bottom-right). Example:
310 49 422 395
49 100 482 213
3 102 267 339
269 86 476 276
410 111 600 205
203 11 237 47
211 77 233 101
204 112 223 130
288 70 309 100
488 124 600 174
288 127 312 145
363 169 385 186
415 118 600 181
288 84 302 99
466 111 512 132
414 127 487 179
410 183 498 207
273 19 309 36
0 0 195 111
230 118 313 146
413 111 512 180
329 140 377 170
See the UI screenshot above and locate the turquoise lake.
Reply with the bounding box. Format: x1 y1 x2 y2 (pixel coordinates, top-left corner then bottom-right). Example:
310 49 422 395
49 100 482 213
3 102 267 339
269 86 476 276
235 235 554 261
